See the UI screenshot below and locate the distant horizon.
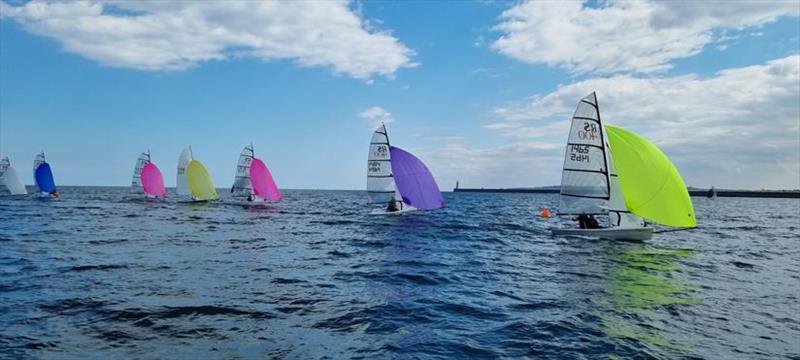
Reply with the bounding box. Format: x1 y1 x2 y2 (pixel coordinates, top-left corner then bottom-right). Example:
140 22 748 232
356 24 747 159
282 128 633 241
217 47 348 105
15 184 800 193
1 1 798 190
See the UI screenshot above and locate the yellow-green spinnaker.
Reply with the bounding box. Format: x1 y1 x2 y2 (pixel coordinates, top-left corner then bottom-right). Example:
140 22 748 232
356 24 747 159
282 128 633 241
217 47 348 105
187 160 219 200
605 125 696 228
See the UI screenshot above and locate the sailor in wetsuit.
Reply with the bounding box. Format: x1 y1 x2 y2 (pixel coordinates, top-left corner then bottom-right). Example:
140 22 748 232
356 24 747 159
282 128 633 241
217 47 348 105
386 199 400 212
575 214 602 229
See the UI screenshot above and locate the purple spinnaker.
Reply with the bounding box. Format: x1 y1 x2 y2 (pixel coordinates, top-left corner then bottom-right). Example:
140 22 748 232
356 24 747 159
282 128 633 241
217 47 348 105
389 146 445 210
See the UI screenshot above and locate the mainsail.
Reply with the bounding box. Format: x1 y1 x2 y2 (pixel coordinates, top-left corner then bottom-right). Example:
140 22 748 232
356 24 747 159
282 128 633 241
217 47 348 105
141 162 167 198
176 147 192 196
390 146 445 210
559 92 611 215
231 145 255 198
131 151 150 193
367 124 397 204
605 125 696 228
33 153 56 194
0 157 27 195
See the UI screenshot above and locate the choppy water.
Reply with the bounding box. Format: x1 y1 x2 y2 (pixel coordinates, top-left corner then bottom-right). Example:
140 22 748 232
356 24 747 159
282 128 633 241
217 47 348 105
1 187 798 359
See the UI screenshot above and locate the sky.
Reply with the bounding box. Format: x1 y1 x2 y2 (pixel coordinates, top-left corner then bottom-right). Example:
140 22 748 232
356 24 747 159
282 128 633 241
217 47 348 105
0 0 798 190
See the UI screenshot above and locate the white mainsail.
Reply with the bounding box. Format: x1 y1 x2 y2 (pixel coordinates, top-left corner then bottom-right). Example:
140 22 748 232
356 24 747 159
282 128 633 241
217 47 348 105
33 152 45 190
0 157 27 195
176 147 192 196
231 144 255 198
559 92 611 215
367 124 398 204
131 151 150 193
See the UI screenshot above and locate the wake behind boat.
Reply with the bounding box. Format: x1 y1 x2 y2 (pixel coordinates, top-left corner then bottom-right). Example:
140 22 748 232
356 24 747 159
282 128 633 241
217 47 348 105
552 92 695 240
367 123 444 214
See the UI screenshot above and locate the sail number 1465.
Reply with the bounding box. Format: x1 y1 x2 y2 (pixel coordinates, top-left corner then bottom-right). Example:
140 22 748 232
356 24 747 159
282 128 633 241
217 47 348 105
569 145 590 162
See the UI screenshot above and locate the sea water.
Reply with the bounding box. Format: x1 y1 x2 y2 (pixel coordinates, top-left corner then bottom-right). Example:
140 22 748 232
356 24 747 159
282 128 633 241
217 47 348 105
1 187 798 359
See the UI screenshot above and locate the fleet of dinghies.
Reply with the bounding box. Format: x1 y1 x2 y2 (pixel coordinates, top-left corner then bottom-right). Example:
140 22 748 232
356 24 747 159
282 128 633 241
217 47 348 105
0 92 697 240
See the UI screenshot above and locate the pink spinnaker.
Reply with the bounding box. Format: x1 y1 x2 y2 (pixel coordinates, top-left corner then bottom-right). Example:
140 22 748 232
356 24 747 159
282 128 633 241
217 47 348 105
141 163 167 198
250 158 282 201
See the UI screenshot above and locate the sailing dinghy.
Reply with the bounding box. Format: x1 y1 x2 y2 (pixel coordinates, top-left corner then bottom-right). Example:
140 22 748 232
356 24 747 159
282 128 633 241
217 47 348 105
0 157 27 195
552 92 695 240
367 123 445 214
176 147 219 202
231 144 282 203
132 151 167 198
33 152 58 198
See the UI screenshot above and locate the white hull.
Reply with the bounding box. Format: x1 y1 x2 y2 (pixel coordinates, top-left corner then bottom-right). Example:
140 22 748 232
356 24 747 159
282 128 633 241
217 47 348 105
552 227 653 241
370 207 418 215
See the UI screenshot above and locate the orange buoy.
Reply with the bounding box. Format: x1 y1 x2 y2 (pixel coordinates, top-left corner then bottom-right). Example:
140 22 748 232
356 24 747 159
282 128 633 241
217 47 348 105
540 208 551 218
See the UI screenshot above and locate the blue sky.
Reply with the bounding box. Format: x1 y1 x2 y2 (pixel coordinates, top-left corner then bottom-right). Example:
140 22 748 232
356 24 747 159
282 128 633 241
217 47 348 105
1 0 798 190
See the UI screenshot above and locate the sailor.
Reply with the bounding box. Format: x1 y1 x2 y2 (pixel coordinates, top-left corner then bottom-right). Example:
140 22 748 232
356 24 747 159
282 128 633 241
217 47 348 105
575 214 590 229
387 199 399 212
50 191 60 199
585 215 601 229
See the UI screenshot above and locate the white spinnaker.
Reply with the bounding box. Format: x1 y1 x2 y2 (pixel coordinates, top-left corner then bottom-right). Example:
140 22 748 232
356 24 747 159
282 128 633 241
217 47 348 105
559 92 611 215
367 124 396 204
33 152 45 190
232 145 255 198
0 157 27 195
131 151 150 193
176 147 192 196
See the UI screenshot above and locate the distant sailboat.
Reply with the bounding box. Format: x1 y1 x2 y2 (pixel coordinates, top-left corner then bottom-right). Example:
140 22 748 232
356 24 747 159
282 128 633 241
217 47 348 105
231 144 282 202
131 150 166 198
367 123 444 214
176 146 219 202
552 92 695 240
0 157 27 195
33 152 58 198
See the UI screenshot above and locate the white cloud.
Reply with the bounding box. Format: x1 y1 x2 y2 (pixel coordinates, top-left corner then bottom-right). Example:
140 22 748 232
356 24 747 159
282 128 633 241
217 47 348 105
492 0 799 74
487 55 800 189
359 106 394 128
0 0 415 80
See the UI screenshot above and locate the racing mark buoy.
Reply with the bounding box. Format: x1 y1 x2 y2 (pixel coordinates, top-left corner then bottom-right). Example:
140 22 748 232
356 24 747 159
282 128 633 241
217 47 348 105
540 208 551 218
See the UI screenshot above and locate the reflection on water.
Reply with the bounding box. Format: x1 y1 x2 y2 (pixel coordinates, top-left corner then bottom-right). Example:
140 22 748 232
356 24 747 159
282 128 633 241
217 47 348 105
600 244 702 356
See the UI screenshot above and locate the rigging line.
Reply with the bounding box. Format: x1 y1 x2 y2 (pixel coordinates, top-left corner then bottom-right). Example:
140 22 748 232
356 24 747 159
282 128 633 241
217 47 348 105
653 227 697 234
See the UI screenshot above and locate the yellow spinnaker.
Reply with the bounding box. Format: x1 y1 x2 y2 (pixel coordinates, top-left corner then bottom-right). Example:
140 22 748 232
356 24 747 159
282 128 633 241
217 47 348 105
187 160 219 200
606 125 696 228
